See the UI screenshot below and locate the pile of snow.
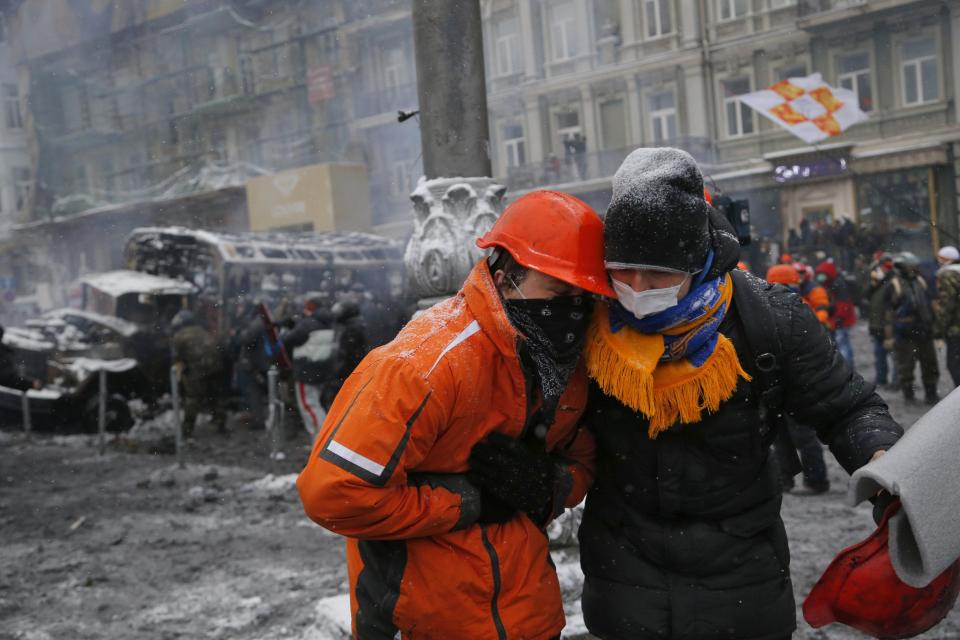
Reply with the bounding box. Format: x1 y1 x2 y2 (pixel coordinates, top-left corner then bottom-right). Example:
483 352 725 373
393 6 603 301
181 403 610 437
128 409 179 440
240 473 299 500
309 594 352 640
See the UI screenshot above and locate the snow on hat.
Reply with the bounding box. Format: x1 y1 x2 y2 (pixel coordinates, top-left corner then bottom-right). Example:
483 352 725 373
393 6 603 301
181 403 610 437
938 246 959 262
604 148 712 273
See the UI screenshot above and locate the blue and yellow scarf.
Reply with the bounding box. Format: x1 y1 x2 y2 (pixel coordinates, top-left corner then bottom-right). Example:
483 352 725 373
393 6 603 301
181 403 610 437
586 273 750 438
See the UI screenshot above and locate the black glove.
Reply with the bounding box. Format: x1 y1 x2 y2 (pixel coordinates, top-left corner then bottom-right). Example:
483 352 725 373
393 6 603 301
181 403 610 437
477 489 515 525
468 431 558 524
870 490 898 526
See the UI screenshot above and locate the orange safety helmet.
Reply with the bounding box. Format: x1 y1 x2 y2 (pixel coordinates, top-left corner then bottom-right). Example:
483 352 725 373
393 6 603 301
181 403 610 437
779 253 793 264
804 500 960 640
477 190 615 297
766 264 801 286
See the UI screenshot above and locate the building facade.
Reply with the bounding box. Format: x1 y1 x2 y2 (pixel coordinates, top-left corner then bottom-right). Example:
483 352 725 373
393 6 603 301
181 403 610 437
1 0 957 300
481 0 960 257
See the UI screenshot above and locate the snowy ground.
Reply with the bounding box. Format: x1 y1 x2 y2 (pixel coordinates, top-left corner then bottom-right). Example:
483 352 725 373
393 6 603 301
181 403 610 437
1 322 958 640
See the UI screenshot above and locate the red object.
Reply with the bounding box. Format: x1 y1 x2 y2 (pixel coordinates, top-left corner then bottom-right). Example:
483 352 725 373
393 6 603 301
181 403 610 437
256 302 292 370
779 253 793 264
703 188 713 205
307 64 335 105
477 190 615 297
804 500 960 639
766 264 801 286
815 261 857 329
815 261 838 284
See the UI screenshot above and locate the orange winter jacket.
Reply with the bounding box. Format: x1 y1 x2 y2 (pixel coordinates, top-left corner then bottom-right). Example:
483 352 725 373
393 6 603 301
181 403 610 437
297 261 596 640
803 284 832 327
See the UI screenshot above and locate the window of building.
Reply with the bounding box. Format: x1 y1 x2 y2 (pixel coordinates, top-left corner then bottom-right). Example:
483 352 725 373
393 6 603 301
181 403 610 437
556 110 581 144
3 84 21 131
644 0 673 37
718 0 749 21
599 99 627 149
549 2 579 61
13 168 29 212
99 158 114 193
62 84 91 133
210 128 227 162
382 46 406 88
776 63 807 82
494 16 521 77
900 37 939 106
390 160 413 198
836 52 873 112
649 90 678 143
502 123 526 168
768 0 796 8
722 77 754 137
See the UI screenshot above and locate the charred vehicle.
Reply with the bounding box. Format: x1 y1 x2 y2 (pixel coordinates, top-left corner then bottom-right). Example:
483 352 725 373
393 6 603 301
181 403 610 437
0 272 197 433
123 227 406 336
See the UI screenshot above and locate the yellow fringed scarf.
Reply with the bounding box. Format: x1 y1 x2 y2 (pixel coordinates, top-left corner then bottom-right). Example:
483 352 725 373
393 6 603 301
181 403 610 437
585 275 750 438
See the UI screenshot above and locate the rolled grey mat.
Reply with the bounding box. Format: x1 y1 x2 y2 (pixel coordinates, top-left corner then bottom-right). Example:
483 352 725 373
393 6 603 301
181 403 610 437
848 386 960 588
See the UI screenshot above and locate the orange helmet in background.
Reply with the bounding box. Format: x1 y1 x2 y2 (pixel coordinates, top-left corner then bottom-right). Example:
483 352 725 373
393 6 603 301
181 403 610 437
477 190 615 297
804 500 960 640
779 253 793 264
766 264 801 286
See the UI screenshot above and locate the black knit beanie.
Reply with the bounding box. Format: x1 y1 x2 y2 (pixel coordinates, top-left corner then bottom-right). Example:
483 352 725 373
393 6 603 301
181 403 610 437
604 148 712 273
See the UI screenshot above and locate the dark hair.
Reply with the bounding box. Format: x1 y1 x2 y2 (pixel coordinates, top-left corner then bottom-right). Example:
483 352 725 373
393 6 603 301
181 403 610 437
489 248 529 290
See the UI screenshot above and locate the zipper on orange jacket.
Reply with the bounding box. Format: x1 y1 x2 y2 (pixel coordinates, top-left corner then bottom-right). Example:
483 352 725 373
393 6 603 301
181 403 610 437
480 525 508 640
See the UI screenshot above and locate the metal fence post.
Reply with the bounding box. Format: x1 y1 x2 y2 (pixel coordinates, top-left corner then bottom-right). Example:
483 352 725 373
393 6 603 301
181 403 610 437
98 370 107 456
266 367 280 464
20 391 31 440
170 365 184 469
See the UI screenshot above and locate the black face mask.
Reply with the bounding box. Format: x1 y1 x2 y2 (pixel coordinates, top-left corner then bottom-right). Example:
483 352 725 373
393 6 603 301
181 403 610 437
504 295 592 359
504 295 593 427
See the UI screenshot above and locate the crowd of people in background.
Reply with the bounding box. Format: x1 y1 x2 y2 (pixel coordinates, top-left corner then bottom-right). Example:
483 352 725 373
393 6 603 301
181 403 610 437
760 242 960 495
785 216 891 272
169 281 409 442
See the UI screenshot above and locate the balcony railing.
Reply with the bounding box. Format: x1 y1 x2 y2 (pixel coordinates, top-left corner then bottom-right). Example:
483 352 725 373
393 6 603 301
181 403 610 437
798 0 867 17
352 83 418 120
499 137 715 192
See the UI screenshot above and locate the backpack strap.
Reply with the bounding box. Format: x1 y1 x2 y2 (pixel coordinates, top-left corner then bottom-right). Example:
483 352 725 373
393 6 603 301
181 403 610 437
729 269 802 477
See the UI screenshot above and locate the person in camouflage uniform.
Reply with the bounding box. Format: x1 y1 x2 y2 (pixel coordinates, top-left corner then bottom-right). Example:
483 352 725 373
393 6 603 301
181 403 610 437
934 246 960 388
883 252 939 405
171 310 226 437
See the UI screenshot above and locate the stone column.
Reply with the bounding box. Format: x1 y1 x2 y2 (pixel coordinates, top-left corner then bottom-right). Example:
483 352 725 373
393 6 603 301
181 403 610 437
680 0 701 48
525 97 546 163
413 0 492 179
518 0 540 79
626 76 645 145
407 0 506 303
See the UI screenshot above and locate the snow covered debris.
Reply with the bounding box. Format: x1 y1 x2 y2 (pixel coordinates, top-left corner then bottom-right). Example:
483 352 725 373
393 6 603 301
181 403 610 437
309 594 352 640
81 270 197 298
65 357 138 379
240 473 299 500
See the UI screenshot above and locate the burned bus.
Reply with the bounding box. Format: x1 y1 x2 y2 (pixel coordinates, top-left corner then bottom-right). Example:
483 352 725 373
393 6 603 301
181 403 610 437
123 227 406 336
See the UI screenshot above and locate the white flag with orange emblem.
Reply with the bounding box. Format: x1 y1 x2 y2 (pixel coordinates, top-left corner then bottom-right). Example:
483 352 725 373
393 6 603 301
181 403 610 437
739 73 868 144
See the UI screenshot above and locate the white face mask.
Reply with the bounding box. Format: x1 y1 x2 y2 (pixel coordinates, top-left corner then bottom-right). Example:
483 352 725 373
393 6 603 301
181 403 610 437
612 277 685 320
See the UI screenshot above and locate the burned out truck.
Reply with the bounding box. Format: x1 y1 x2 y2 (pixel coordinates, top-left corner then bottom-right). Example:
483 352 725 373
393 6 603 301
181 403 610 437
0 271 197 433
123 227 406 336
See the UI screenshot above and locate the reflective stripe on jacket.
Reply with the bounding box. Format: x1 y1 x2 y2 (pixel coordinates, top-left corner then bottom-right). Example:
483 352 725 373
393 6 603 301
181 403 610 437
297 261 596 640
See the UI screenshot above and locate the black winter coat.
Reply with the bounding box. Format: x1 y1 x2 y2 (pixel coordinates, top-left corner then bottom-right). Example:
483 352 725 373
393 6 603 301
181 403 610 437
579 277 902 640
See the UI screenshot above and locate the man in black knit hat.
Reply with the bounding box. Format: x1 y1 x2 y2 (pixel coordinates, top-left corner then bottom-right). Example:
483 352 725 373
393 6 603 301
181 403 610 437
577 147 903 640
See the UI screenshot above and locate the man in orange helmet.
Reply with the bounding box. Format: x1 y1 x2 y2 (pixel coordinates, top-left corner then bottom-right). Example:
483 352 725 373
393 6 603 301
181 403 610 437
297 190 612 639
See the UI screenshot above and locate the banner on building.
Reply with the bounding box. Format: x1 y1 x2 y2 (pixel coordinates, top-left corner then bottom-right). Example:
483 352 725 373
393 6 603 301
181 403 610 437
308 65 336 105
739 73 868 144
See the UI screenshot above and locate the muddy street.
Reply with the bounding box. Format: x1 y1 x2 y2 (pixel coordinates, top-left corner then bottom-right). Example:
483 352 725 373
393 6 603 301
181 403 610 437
1 323 959 640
